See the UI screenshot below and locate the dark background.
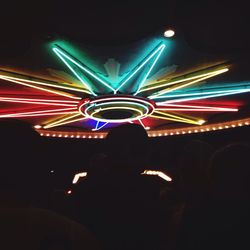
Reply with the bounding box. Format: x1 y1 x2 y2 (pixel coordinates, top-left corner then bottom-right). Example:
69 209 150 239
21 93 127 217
1 0 250 190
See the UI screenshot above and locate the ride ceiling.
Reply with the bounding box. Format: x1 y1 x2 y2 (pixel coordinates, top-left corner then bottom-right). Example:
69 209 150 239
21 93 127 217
1 0 250 138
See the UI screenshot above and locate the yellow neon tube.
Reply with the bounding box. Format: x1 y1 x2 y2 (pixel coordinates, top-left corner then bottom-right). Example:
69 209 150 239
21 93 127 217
44 113 87 129
0 74 91 94
149 68 228 98
0 76 81 100
140 68 228 94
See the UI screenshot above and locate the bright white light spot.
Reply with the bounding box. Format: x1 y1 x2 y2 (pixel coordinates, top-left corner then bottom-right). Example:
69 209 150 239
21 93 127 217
198 119 205 125
164 29 175 38
142 170 172 182
34 125 42 129
73 172 88 184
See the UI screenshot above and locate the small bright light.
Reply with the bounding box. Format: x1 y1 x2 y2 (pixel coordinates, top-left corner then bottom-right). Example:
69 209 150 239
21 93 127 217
34 125 42 129
73 172 88 184
50 170 54 173
164 29 175 38
67 190 72 194
198 119 206 125
145 127 150 130
142 170 172 182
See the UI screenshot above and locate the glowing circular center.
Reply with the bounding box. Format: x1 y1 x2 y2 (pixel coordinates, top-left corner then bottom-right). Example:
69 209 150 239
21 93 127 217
78 95 155 123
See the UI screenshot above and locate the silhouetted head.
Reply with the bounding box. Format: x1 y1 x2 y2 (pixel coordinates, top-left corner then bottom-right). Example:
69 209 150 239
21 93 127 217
105 124 149 173
208 142 250 201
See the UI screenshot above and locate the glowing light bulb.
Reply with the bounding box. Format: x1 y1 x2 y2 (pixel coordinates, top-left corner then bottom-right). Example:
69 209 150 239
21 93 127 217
164 29 175 38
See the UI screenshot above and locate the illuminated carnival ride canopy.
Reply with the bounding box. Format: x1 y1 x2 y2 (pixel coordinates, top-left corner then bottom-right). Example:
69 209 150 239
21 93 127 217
0 32 250 139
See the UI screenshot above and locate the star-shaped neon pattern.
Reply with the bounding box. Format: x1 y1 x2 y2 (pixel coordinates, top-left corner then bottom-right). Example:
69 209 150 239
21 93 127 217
1 41 250 134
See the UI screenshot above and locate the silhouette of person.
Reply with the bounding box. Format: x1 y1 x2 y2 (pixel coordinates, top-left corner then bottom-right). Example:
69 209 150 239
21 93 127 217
0 119 101 250
72 124 162 250
177 142 250 250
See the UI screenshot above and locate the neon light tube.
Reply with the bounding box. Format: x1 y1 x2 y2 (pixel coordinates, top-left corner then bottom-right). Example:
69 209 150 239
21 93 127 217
72 172 87 184
156 90 249 104
0 97 78 107
90 106 143 117
156 104 238 112
43 113 87 129
0 74 90 95
140 68 228 94
0 76 81 100
89 97 155 110
53 47 116 94
141 170 172 182
115 44 165 93
72 170 171 184
0 111 78 118
92 121 109 131
150 110 205 125
152 88 250 100
0 96 78 103
138 119 150 130
149 68 228 98
0 107 78 118
134 45 165 95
